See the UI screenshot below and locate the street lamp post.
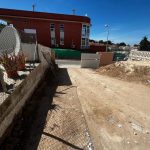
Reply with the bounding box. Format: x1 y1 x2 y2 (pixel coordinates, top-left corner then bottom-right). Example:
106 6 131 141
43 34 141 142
105 24 110 52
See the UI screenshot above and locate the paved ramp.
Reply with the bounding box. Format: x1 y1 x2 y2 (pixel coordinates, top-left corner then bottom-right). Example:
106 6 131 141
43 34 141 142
35 69 93 149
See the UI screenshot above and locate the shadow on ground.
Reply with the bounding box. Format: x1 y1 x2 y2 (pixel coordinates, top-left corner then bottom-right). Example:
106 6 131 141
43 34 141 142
0 68 75 150
42 132 83 150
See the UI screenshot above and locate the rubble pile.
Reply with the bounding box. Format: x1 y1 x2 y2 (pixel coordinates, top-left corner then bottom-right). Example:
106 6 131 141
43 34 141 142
97 61 150 85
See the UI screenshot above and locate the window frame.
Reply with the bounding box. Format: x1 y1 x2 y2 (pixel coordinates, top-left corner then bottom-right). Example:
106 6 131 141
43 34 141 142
60 37 64 45
50 23 55 32
81 38 86 46
60 24 64 32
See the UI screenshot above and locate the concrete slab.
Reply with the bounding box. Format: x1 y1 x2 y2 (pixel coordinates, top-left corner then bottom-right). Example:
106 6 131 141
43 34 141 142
56 59 81 68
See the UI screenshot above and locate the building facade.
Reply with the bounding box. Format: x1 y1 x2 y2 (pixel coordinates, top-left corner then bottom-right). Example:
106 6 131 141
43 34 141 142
0 8 91 49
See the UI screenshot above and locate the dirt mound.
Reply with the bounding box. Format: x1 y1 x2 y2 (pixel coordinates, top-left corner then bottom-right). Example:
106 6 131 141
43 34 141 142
97 61 150 85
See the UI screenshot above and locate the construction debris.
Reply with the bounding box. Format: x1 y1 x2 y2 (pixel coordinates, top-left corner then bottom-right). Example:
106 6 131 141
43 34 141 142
97 61 150 86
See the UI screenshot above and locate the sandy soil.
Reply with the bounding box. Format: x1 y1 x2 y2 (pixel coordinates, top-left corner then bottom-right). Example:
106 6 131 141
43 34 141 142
1 68 93 150
2 66 150 150
34 69 93 150
96 61 150 86
68 68 150 150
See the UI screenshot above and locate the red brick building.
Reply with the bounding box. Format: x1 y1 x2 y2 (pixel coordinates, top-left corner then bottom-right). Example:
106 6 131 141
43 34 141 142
0 8 91 50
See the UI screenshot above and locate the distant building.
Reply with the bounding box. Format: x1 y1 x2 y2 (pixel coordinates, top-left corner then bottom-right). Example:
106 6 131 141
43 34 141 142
0 8 91 49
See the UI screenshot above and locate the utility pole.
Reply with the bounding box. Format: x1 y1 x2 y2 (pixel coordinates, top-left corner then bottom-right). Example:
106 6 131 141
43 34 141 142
32 4 35 12
72 9 76 15
105 24 110 52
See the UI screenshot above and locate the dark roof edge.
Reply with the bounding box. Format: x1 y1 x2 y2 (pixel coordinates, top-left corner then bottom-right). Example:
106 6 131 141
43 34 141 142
0 8 91 23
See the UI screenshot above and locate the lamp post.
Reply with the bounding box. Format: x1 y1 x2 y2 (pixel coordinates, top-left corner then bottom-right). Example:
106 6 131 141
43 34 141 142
105 24 110 52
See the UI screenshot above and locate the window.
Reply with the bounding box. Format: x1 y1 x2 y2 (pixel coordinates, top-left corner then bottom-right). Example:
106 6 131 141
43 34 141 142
82 24 90 37
87 26 90 35
60 24 64 32
50 23 55 32
82 38 86 46
60 24 64 45
81 24 90 49
81 38 89 48
51 37 56 46
86 38 89 47
82 25 87 37
50 24 56 46
60 38 64 45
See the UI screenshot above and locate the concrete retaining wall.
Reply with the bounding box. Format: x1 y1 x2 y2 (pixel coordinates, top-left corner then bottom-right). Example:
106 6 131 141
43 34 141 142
0 45 55 144
81 53 100 68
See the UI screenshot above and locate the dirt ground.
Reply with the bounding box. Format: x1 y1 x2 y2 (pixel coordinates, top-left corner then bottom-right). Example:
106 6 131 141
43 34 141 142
68 67 150 150
96 61 150 86
1 68 93 150
1 61 150 150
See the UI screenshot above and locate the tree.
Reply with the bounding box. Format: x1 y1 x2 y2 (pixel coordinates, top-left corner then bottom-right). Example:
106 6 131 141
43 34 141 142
89 39 96 43
139 36 150 51
99 40 104 44
107 40 113 45
134 44 139 47
99 40 113 45
0 23 5 32
119 42 126 46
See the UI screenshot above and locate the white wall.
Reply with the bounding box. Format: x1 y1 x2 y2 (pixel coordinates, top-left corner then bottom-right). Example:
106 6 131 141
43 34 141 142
129 50 150 61
81 53 100 68
21 43 38 61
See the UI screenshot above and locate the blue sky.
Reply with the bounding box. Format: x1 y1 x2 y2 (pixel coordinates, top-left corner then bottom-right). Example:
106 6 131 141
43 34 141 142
1 0 150 45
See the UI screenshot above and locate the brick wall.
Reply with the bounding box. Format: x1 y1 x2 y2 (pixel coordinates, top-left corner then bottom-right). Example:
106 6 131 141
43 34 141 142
0 8 90 49
89 45 106 52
